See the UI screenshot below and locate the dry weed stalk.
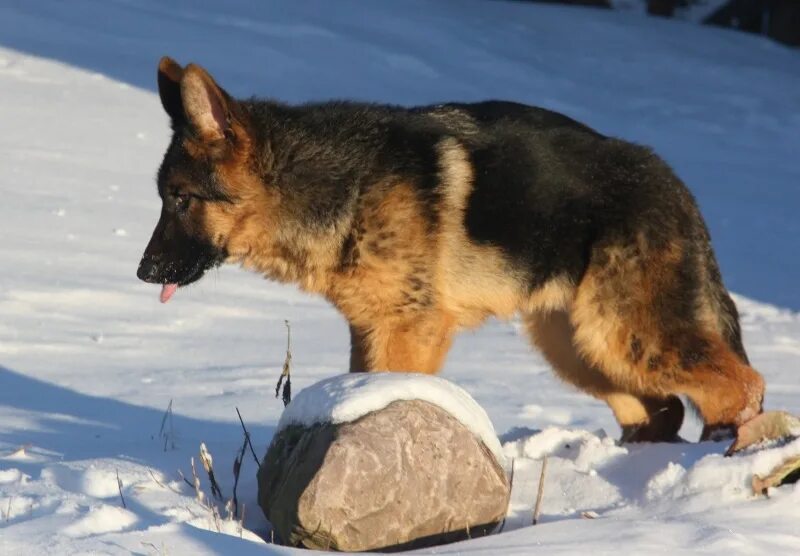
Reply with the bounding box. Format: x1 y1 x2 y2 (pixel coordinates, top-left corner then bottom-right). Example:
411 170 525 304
190 456 204 505
176 443 254 538
231 431 249 518
116 469 127 509
140 541 168 555
159 399 176 451
148 468 183 495
3 496 13 522
533 456 548 525
199 442 224 501
209 503 222 532
236 407 260 466
274 320 293 406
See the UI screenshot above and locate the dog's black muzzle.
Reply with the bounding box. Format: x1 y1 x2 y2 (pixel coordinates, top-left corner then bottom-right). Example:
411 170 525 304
137 226 226 287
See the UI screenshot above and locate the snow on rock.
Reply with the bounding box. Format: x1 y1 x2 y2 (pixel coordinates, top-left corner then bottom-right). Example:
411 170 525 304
277 372 504 461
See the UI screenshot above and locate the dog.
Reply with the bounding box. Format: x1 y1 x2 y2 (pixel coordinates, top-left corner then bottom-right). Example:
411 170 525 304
138 56 764 443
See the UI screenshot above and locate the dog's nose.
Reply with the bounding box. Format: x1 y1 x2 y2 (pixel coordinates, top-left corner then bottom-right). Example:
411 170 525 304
137 256 162 283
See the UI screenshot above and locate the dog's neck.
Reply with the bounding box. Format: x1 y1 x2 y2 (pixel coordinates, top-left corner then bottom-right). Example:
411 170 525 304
233 100 381 296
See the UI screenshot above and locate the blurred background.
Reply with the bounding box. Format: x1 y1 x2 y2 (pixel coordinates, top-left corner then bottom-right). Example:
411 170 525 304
520 0 800 47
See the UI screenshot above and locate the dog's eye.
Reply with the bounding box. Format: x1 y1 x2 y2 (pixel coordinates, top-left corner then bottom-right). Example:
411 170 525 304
173 193 192 213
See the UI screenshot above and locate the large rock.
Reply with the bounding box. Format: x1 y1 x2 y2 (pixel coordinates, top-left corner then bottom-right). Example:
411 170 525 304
258 398 510 551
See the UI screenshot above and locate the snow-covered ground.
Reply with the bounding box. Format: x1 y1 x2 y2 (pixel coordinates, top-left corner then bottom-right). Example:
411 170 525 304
0 1 798 554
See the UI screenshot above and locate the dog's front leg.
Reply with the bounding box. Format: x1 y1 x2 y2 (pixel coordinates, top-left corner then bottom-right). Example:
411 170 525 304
347 312 455 374
348 324 370 373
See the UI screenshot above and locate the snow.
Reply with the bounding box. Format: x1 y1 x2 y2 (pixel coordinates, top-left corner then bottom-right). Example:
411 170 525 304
0 0 799 554
276 373 505 461
62 504 139 538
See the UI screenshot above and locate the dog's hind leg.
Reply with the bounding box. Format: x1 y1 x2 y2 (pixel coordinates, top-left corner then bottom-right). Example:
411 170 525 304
569 237 764 441
608 393 684 443
524 310 615 396
524 310 685 442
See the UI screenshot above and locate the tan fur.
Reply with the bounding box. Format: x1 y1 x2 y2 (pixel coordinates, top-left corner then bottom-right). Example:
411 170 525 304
328 182 435 321
350 312 456 373
181 64 229 143
569 239 763 431
524 310 684 441
328 179 457 372
569 238 683 392
605 393 652 425
158 57 183 84
525 310 613 397
205 150 347 295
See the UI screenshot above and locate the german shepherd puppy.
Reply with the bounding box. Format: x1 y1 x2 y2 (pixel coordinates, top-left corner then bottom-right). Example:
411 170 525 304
138 57 764 442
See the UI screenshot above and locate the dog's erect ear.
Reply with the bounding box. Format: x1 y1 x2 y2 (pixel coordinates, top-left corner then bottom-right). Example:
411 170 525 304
157 56 185 123
180 64 233 143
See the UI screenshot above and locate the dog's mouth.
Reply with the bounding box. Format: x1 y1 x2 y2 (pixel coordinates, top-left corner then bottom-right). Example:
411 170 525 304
138 236 228 303
146 255 223 304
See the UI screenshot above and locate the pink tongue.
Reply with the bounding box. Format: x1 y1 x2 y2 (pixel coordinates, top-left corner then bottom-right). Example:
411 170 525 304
160 283 179 304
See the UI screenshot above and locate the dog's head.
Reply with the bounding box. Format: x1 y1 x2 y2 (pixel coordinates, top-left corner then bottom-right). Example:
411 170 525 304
137 57 276 302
